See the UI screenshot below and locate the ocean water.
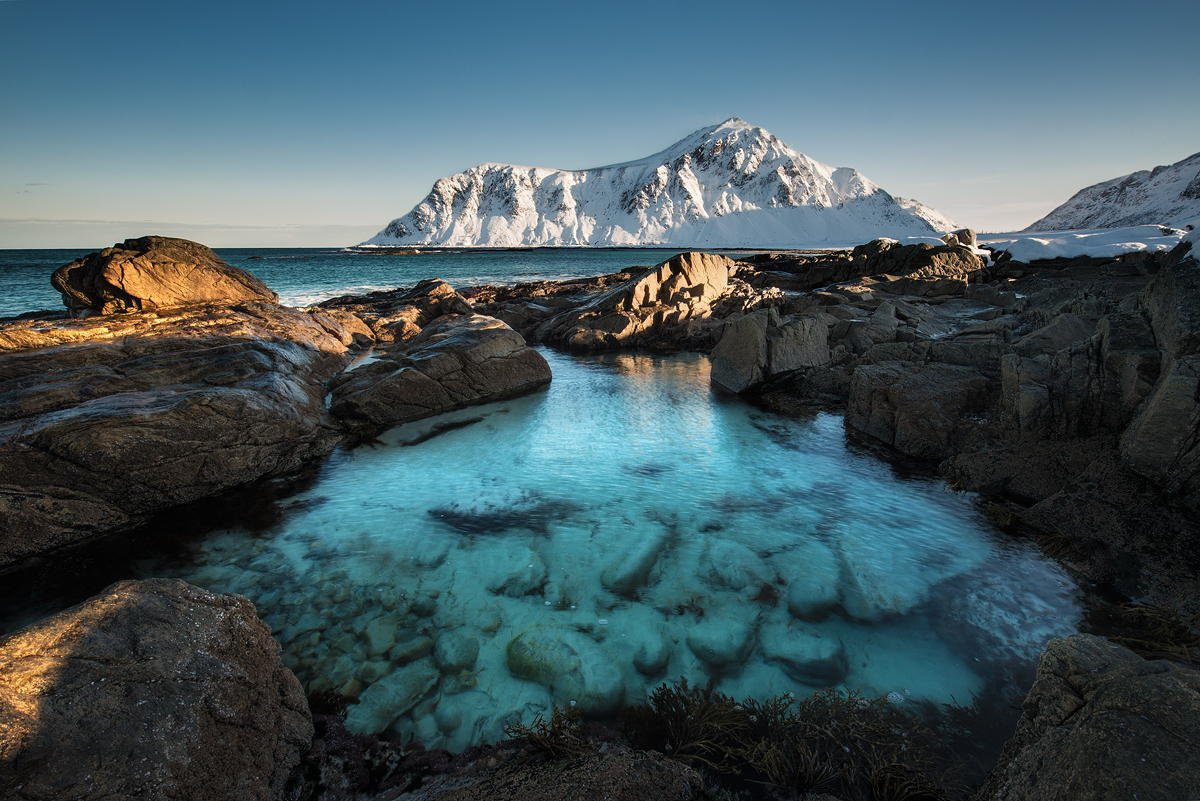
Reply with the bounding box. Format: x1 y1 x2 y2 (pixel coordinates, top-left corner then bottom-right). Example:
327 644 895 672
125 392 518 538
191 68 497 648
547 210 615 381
133 350 1080 751
0 247 701 318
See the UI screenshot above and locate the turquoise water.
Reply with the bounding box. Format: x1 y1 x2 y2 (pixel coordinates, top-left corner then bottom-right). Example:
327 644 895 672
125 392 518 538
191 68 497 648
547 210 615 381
136 349 1081 750
0 247 700 318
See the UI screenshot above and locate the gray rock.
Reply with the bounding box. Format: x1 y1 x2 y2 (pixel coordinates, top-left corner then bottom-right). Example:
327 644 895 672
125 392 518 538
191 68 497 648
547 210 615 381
685 609 756 672
760 621 848 685
979 635 1200 801
710 307 831 393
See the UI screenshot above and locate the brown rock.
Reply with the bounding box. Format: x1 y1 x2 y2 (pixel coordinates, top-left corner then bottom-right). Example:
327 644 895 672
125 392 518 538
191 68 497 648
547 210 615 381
0 578 312 801
0 302 357 568
51 236 277 316
320 278 474 343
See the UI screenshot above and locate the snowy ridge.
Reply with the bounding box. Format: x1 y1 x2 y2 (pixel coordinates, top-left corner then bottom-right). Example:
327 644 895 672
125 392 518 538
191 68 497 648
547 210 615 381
980 224 1188 263
364 118 955 248
1027 152 1200 231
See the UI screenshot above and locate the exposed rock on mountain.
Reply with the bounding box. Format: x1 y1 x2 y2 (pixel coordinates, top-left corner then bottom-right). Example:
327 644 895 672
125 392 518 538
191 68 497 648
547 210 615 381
0 579 312 801
978 635 1200 801
1027 151 1200 230
52 235 278 315
330 313 552 435
365 118 954 247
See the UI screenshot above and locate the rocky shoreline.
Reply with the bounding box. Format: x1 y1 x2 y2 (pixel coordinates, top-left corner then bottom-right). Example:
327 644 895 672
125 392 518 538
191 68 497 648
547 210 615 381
1 233 1198 800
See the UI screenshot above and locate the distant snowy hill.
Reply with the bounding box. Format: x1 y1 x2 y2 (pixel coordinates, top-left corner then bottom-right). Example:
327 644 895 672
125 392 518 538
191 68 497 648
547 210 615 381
1027 152 1200 231
363 118 955 248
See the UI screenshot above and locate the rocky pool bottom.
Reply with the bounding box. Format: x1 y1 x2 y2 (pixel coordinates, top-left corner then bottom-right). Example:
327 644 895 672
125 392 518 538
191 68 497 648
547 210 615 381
5 348 1074 758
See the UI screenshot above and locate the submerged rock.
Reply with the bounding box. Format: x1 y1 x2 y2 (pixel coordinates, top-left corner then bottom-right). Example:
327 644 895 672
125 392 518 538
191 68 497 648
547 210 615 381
0 578 311 801
434 631 480 673
980 635 1200 801
685 607 757 672
601 523 676 597
760 620 848 685
774 538 841 621
51 235 278 316
331 314 551 435
345 660 440 734
505 626 624 715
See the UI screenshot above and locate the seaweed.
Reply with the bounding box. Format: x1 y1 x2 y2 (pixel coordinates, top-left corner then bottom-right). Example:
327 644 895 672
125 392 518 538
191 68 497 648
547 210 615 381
623 680 954 801
503 707 591 760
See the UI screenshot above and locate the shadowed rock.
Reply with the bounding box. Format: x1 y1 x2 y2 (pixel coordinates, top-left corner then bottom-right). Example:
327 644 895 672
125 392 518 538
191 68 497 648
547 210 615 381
978 635 1200 801
0 578 312 801
51 236 277 316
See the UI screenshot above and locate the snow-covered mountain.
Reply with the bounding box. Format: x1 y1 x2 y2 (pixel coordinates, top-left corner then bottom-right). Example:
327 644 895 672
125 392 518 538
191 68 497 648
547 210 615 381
363 118 955 248
1027 151 1200 231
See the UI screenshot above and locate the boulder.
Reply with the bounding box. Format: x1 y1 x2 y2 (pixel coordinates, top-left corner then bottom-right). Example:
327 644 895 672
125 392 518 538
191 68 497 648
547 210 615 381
774 538 841 621
710 307 831 393
846 360 991 460
979 635 1200 801
0 579 311 801
51 236 277 315
330 314 551 435
942 228 977 249
505 626 624 715
538 252 735 351
0 301 358 568
600 523 675 597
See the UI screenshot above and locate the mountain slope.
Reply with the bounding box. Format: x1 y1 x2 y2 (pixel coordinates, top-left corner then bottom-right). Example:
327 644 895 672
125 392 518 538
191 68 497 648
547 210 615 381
1027 152 1200 231
363 118 955 248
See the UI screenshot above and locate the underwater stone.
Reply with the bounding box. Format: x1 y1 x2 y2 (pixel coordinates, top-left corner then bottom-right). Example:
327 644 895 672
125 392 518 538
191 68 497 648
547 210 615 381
775 539 841 620
434 631 480 673
390 635 434 665
600 524 674 597
434 702 462 734
685 609 757 672
633 631 671 677
344 659 440 734
410 592 439 617
761 621 848 685
505 626 624 715
365 614 400 656
702 539 767 593
485 547 548 597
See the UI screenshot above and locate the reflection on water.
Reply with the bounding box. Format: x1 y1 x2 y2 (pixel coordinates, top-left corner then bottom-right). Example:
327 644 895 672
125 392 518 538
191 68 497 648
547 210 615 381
139 349 1081 751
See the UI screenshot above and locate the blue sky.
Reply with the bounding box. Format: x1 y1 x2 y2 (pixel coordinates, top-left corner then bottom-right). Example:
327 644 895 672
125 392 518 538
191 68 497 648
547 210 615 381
2 0 1197 247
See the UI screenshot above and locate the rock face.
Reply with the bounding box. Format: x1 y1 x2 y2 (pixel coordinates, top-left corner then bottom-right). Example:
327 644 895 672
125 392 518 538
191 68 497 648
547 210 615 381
537 252 735 351
0 300 359 568
0 578 312 801
330 314 551 435
979 635 1200 801
51 236 278 315
711 307 831 392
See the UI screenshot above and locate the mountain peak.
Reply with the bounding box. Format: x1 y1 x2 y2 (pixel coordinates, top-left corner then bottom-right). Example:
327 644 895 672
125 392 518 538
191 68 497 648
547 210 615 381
365 123 955 247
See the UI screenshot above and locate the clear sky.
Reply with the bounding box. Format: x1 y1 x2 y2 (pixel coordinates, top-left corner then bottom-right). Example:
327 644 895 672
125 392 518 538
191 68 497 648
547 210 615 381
2 0 1197 247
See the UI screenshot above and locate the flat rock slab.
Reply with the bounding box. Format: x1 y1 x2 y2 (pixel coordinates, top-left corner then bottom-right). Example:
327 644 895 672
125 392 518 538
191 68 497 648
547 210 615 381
0 578 312 801
0 302 359 568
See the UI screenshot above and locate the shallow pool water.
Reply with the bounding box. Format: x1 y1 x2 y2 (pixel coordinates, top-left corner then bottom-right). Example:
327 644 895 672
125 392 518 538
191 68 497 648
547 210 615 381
139 349 1080 750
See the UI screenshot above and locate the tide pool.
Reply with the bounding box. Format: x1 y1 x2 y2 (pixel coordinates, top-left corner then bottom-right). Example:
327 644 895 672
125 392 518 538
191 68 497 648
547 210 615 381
139 349 1080 751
